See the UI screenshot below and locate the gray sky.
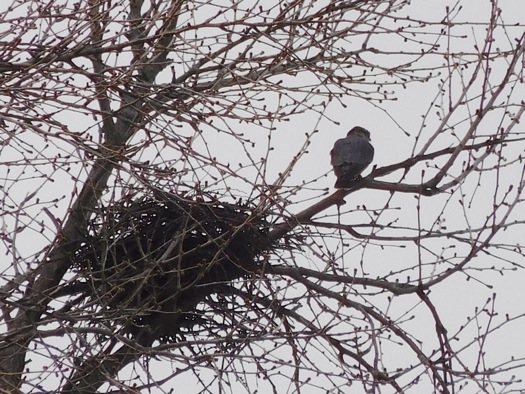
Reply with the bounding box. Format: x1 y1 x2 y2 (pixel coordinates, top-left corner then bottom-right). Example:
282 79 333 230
1 0 524 392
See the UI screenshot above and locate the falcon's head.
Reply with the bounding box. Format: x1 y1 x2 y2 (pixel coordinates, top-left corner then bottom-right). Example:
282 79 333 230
347 126 371 140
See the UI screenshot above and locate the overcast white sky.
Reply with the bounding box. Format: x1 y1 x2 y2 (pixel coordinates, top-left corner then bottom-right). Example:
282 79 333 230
1 0 524 392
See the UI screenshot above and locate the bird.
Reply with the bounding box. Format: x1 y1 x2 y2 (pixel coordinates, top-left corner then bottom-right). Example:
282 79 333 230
330 126 374 188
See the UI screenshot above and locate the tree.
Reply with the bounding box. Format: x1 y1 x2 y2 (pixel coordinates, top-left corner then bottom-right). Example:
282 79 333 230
1 0 524 392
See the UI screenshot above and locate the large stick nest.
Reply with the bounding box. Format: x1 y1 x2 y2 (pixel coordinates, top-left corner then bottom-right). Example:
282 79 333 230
68 191 275 342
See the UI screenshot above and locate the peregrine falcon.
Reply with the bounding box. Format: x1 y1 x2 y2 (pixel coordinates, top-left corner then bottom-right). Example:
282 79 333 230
330 126 374 188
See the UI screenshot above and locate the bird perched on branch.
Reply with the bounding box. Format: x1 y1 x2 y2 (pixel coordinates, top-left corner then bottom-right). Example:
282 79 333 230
330 126 374 188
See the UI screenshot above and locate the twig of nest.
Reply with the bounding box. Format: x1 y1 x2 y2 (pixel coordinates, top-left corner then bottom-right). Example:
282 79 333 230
66 191 274 342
